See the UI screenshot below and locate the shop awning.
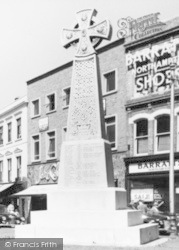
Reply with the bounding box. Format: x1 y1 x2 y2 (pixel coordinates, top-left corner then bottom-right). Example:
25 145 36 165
11 184 58 196
0 183 14 193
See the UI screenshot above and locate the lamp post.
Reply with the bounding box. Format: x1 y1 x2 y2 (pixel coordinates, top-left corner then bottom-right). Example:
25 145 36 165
169 45 177 236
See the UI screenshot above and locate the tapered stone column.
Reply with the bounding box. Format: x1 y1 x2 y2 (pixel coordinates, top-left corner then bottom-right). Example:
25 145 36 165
58 9 114 188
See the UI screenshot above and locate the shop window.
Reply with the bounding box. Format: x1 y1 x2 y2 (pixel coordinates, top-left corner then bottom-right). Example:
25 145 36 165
62 87 71 108
17 156 21 178
105 115 116 149
32 134 40 161
7 122 12 143
46 93 56 113
103 70 117 95
7 158 12 182
31 99 40 117
47 131 56 159
0 161 3 182
31 195 47 211
155 115 170 152
135 119 148 155
0 126 3 145
16 118 21 139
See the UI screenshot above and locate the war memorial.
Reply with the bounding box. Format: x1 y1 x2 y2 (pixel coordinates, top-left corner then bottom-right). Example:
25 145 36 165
15 9 159 247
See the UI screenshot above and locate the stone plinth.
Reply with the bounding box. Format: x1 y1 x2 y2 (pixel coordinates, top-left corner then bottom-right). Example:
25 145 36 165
47 188 127 211
58 139 114 188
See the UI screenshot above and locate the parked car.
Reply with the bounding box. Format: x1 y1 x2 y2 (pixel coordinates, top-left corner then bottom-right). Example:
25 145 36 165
0 204 25 227
0 204 13 227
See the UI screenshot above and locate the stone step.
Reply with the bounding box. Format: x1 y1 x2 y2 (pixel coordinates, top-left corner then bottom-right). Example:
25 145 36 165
15 223 159 246
30 209 143 228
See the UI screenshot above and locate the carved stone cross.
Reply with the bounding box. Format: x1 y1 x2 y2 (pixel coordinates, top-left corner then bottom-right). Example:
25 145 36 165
62 9 110 57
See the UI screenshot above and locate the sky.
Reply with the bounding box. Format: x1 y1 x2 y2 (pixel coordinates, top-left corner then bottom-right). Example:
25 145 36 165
0 0 179 109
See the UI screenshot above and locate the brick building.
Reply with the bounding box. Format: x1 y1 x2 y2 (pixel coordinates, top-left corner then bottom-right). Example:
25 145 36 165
21 38 128 212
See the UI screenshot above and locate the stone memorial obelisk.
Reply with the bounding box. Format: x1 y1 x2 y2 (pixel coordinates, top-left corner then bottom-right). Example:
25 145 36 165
15 9 159 246
59 9 114 188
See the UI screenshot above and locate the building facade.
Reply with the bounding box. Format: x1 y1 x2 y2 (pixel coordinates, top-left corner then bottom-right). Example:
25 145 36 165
124 16 179 213
0 96 28 206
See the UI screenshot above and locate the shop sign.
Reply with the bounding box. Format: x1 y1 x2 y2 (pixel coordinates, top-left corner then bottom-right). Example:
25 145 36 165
129 160 179 174
131 188 153 202
117 13 165 40
130 13 165 40
126 38 179 97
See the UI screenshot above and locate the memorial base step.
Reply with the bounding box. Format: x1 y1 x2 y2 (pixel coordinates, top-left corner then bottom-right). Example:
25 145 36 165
30 209 143 228
15 223 159 246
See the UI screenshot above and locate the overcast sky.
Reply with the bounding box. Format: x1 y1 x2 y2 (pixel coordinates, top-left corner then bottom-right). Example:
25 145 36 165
0 0 179 109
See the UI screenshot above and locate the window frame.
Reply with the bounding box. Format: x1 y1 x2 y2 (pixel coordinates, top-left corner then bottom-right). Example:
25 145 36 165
16 156 22 178
7 158 12 182
0 125 3 146
46 130 57 160
62 86 71 109
154 115 170 154
46 92 56 114
0 161 3 182
16 117 22 139
105 114 117 151
7 122 12 143
102 69 118 96
31 133 41 162
134 119 148 156
31 98 41 118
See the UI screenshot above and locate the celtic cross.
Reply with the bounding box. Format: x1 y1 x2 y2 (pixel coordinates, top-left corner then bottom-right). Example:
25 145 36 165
62 9 110 57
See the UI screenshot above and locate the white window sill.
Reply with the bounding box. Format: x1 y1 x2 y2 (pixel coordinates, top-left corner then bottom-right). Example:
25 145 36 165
46 156 57 161
154 150 170 154
62 105 69 110
15 138 22 142
6 141 12 145
31 114 41 119
111 147 117 151
31 159 41 163
103 90 117 97
46 109 56 115
134 153 149 157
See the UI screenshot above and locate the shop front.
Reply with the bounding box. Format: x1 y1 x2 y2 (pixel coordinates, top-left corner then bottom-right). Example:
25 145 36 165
125 154 179 213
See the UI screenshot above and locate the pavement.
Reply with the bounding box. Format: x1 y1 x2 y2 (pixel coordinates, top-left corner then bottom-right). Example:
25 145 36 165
64 236 179 250
1 227 179 250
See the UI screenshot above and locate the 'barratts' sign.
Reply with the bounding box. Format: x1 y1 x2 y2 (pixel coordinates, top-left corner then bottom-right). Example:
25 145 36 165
129 160 179 174
126 38 179 97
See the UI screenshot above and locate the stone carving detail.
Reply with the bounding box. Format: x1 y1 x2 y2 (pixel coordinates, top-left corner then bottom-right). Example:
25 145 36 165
67 57 99 140
28 163 59 185
62 9 110 57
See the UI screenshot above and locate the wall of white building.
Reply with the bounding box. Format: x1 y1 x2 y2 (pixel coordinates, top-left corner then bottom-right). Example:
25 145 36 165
0 96 28 183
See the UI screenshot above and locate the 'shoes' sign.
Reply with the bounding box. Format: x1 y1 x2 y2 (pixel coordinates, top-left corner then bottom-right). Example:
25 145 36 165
126 38 179 97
